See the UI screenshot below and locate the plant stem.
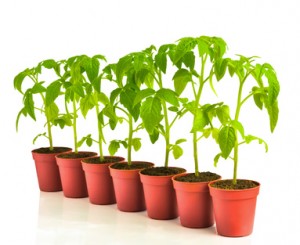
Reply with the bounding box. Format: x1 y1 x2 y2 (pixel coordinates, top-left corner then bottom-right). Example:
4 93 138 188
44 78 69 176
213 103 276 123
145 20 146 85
96 103 104 161
162 101 170 167
193 55 207 176
232 81 244 184
72 99 78 153
127 114 133 165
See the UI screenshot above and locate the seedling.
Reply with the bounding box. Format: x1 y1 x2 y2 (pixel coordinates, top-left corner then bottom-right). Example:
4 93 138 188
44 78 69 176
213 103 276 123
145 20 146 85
214 55 280 185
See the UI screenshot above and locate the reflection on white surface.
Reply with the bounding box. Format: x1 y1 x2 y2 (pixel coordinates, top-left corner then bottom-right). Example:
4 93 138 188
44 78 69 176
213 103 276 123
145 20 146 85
36 192 253 245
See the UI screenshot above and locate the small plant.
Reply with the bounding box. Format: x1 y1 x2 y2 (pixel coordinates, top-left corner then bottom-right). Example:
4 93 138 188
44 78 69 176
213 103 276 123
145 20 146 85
73 54 116 161
130 44 187 167
104 54 145 166
14 59 65 150
214 55 280 185
171 36 228 177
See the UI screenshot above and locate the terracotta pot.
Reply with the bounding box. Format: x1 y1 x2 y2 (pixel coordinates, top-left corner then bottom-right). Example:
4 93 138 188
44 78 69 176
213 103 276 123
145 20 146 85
32 147 72 192
56 151 97 198
140 167 186 220
82 156 125 205
172 173 221 228
109 161 154 212
209 179 260 237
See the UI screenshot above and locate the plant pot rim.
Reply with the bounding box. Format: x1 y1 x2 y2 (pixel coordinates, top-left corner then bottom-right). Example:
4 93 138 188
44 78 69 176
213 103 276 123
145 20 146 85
56 151 97 159
32 146 72 154
109 161 154 171
209 179 260 192
172 172 221 184
139 166 186 177
82 155 125 164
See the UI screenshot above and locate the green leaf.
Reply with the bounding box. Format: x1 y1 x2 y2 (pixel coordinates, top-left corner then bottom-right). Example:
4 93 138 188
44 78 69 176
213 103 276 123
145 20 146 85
41 59 57 69
267 99 279 132
85 57 100 83
109 141 120 156
80 95 94 118
214 153 222 167
175 138 187 144
156 88 179 107
45 102 59 121
244 135 268 152
24 91 36 120
132 138 142 152
231 120 245 138
98 92 110 105
174 37 196 63
46 81 62 106
155 52 167 73
16 108 27 131
133 88 155 106
216 105 230 125
140 97 163 134
215 58 228 81
172 69 192 95
149 128 159 144
120 89 140 121
191 109 209 132
218 126 236 159
252 87 264 110
110 88 122 104
31 82 46 94
183 51 195 70
86 135 93 147
172 144 183 159
116 55 132 86
264 68 280 105
71 84 85 97
14 71 28 93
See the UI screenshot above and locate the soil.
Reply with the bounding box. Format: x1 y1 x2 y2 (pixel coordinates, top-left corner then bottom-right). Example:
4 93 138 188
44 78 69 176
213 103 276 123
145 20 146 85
174 172 221 183
110 162 153 170
32 147 71 154
57 152 96 159
83 156 123 164
140 167 185 176
210 179 259 190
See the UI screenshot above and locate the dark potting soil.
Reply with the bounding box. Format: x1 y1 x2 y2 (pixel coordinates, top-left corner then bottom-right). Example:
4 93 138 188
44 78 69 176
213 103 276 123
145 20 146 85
211 179 259 190
83 157 123 164
57 152 96 159
33 147 71 154
175 172 221 183
110 162 153 170
140 167 185 176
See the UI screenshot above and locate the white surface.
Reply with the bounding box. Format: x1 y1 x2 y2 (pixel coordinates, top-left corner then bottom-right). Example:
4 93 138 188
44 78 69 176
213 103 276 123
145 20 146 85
1 0 300 244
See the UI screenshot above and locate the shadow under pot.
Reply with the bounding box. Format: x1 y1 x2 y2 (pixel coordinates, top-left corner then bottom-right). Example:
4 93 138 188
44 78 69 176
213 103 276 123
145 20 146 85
32 147 72 192
82 156 125 205
109 161 154 212
140 166 186 220
56 151 97 198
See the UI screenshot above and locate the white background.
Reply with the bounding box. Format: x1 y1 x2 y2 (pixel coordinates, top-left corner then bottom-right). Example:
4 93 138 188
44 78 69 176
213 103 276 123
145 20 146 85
0 0 299 244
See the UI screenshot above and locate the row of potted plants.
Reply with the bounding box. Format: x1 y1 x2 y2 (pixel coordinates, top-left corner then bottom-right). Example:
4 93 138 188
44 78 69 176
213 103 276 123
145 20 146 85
14 35 280 237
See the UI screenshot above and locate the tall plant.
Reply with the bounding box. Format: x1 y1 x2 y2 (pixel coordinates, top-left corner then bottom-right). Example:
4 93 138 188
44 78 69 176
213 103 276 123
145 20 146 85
171 36 228 176
73 54 116 161
131 44 187 167
104 54 144 165
214 55 280 185
14 59 64 150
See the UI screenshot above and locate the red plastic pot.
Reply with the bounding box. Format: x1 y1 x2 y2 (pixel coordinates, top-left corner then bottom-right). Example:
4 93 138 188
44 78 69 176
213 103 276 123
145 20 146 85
209 179 260 237
172 173 221 228
109 161 154 212
32 147 72 192
82 156 125 205
56 151 97 198
140 167 186 220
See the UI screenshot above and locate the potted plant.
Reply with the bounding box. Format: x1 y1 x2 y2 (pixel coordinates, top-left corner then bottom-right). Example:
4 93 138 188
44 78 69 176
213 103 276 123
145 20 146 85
135 44 187 220
105 53 154 212
54 55 98 198
209 55 280 236
14 59 72 192
70 54 125 205
169 36 226 228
